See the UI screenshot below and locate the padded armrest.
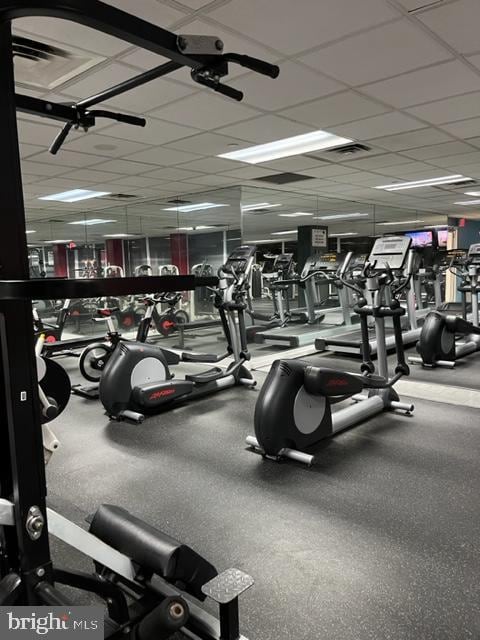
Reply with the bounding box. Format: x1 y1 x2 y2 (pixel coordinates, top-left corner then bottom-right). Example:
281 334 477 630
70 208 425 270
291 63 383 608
89 505 217 601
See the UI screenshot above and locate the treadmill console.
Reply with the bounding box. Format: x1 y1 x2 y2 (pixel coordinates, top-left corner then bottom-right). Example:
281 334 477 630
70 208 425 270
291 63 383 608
301 253 341 277
368 236 412 271
274 253 294 276
225 245 257 276
467 243 480 264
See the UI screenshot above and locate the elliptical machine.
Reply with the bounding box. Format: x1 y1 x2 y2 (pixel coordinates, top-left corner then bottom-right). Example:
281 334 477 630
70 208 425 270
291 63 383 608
99 246 257 423
246 236 415 466
409 243 480 368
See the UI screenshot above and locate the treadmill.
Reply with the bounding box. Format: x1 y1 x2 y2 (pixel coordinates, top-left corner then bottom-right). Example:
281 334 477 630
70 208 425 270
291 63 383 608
255 253 358 348
316 236 422 357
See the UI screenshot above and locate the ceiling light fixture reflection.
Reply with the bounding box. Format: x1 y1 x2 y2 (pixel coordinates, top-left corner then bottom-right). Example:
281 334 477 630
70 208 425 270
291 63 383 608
278 212 314 218
453 199 480 205
44 239 73 244
69 218 116 226
313 212 369 221
103 233 136 238
177 226 215 231
218 130 354 164
241 203 282 212
329 232 358 237
39 189 111 202
163 202 228 212
464 191 480 196
26 230 36 234
271 230 298 236
378 220 425 226
374 175 471 191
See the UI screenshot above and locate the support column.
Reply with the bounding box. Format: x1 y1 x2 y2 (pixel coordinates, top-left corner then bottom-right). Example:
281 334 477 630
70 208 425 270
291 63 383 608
53 244 68 278
170 233 189 274
105 239 124 270
297 225 328 306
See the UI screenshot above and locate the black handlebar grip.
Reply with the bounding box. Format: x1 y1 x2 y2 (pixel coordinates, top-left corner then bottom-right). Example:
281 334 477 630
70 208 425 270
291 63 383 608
49 122 73 155
214 82 244 101
236 54 280 78
112 112 146 127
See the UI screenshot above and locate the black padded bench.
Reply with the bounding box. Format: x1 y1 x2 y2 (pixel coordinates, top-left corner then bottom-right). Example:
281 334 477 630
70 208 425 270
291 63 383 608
89 504 216 601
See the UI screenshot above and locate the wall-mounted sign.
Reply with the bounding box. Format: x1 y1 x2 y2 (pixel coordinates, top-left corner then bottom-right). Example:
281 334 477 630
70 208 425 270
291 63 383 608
312 228 327 248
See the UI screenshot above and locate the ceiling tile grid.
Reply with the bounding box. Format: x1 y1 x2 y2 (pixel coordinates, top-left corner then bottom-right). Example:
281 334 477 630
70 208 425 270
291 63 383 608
13 0 480 227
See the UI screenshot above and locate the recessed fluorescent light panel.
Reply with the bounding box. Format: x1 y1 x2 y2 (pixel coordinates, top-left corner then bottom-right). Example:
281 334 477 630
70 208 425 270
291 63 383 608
69 218 116 226
218 130 353 164
278 212 313 218
178 226 215 231
271 230 298 236
424 225 448 229
241 203 282 212
314 213 368 221
44 239 73 244
453 200 480 205
379 220 424 226
330 232 358 237
374 175 471 191
103 233 136 238
26 230 36 234
39 189 111 202
163 202 227 212
464 191 480 196
250 239 282 244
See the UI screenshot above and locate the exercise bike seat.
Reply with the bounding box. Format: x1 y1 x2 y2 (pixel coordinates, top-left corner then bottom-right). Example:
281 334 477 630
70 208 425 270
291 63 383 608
89 504 217 601
185 367 224 383
304 366 364 397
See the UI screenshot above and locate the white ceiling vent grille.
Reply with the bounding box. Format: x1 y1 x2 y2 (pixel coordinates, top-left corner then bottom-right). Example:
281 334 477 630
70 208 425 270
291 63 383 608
12 35 103 91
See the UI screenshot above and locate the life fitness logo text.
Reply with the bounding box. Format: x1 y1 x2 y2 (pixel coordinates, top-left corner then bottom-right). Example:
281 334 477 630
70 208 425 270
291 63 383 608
149 388 176 401
1 607 103 639
327 378 349 387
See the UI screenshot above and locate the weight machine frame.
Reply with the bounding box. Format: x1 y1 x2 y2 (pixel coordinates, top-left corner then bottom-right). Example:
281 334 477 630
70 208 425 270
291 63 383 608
0 0 278 618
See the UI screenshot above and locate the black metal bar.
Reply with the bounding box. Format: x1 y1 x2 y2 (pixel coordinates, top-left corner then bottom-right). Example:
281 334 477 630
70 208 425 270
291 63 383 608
16 94 75 122
77 61 182 109
34 580 72 605
0 0 208 70
53 569 129 623
219 599 240 640
0 573 22 605
0 276 218 300
0 20 53 599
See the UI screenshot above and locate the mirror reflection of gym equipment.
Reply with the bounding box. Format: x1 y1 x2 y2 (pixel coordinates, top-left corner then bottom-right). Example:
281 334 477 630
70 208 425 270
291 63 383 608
4 3 480 639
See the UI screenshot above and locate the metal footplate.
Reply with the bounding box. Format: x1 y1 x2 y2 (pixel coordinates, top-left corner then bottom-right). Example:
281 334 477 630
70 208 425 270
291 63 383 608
202 569 254 640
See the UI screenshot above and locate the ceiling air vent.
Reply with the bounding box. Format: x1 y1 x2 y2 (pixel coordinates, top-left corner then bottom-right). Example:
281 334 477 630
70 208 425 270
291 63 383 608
433 179 478 192
327 143 371 156
244 208 275 215
12 34 103 91
167 198 192 204
254 172 316 185
104 193 138 200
